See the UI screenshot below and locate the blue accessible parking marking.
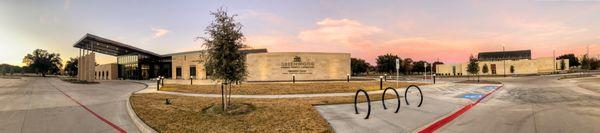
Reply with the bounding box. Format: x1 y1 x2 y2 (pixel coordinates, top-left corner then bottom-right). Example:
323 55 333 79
461 93 484 100
482 86 497 91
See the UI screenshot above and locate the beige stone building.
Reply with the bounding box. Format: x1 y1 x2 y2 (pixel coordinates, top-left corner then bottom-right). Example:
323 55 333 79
73 33 351 82
436 50 569 76
167 50 351 81
246 52 351 81
95 63 118 80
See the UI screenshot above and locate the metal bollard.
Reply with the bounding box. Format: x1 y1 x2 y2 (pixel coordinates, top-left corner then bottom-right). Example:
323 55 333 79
156 78 160 91
379 76 383 90
347 74 350 82
190 76 194 85
292 74 296 83
384 74 387 82
161 76 164 86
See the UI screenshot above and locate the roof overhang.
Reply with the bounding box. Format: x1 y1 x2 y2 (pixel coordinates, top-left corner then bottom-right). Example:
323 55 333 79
72 33 161 57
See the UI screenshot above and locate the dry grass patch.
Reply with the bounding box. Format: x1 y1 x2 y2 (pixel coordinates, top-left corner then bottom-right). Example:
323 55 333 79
131 93 400 133
161 81 426 95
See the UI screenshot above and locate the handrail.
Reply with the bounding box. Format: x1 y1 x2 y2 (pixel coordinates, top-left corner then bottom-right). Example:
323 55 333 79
354 89 371 119
382 87 401 113
404 85 423 107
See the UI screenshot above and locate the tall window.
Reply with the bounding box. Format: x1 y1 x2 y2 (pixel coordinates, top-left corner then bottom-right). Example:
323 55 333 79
491 64 497 74
176 67 182 79
190 66 196 77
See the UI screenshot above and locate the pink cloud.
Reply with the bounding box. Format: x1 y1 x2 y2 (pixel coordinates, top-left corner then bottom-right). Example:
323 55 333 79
298 18 382 45
245 17 598 65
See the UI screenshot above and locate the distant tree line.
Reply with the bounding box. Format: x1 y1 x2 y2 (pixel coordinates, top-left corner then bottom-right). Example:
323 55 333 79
350 53 444 76
350 52 600 76
557 53 600 70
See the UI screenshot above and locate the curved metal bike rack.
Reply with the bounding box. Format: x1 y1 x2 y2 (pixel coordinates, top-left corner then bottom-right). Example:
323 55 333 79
382 87 401 113
404 85 423 107
354 89 371 119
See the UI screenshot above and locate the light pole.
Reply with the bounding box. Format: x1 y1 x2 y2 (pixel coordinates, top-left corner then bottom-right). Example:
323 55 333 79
424 63 428 80
502 44 506 77
395 58 400 89
553 49 557 74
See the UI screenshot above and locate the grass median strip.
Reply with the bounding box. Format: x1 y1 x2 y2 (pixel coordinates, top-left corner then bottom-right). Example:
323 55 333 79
160 81 426 95
131 93 402 133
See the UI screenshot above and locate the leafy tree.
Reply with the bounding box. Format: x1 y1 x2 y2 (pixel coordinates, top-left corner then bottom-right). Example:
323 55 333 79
376 54 400 74
591 58 600 70
0 64 13 75
402 58 413 74
64 58 78 77
466 55 479 81
581 54 591 70
412 61 428 74
432 61 444 73
482 64 489 74
351 58 370 76
510 65 515 73
22 49 62 77
199 8 247 110
557 54 580 68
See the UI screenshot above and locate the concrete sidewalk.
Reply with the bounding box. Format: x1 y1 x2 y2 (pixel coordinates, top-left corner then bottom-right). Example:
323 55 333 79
315 96 463 133
135 82 454 98
315 84 501 133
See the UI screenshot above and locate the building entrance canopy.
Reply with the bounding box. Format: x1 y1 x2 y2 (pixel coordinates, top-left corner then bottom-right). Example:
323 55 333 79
73 33 161 58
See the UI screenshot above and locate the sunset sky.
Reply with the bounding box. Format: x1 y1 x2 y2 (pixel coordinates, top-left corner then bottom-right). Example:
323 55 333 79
1 0 600 66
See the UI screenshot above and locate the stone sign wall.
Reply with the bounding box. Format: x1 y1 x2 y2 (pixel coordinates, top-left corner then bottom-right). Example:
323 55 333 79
246 52 350 81
77 53 95 82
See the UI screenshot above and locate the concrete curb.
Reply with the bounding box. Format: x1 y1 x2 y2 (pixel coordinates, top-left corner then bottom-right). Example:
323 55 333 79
125 81 158 133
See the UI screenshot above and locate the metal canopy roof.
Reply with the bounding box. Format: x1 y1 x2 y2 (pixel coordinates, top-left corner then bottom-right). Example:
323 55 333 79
73 33 161 57
73 33 269 58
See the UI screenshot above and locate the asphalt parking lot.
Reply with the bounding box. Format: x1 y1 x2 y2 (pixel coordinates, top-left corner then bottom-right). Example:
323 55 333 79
0 77 146 133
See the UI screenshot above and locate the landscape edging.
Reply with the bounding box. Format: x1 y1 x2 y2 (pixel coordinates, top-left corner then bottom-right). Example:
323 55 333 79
125 81 158 133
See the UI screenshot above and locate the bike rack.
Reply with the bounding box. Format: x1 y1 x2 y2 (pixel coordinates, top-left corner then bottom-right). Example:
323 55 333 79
354 89 371 119
404 85 423 107
382 87 401 113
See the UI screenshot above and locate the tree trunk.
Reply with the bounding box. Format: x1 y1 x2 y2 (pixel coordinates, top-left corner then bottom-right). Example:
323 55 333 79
221 82 226 111
227 83 232 106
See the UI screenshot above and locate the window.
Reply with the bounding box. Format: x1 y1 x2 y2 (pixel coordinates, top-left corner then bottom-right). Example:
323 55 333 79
176 67 182 79
190 66 196 77
491 64 497 74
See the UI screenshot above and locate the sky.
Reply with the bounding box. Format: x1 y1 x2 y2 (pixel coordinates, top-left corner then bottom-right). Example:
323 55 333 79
1 0 600 66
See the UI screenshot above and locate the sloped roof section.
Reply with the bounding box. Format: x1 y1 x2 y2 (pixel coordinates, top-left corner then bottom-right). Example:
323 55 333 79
73 33 161 57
